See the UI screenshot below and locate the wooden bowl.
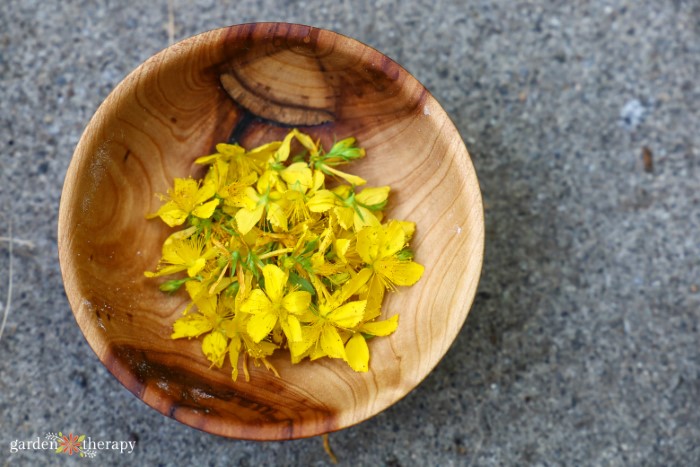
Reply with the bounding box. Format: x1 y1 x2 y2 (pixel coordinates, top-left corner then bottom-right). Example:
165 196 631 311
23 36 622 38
58 23 484 440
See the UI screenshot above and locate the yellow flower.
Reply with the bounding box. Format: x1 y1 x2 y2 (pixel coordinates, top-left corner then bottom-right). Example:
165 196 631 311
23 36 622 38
344 314 399 372
221 311 279 381
289 299 367 362
150 129 423 380
231 187 288 235
170 292 235 369
289 269 372 362
144 234 216 278
202 330 228 368
317 165 366 186
148 177 219 227
171 292 221 336
171 312 215 339
281 162 314 191
282 169 324 226
307 185 388 231
202 158 229 197
195 142 269 180
275 128 319 162
241 264 312 343
310 136 367 186
356 220 424 317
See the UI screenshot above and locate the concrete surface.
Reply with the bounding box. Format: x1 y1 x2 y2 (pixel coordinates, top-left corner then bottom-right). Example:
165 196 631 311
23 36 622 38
1 0 700 465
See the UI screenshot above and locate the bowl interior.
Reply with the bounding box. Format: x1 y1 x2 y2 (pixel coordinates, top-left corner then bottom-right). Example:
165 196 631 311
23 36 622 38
58 23 484 440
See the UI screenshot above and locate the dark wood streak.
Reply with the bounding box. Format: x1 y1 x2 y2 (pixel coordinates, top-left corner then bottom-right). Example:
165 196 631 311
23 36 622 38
111 345 279 417
222 68 337 124
227 105 259 144
108 344 335 439
225 103 309 145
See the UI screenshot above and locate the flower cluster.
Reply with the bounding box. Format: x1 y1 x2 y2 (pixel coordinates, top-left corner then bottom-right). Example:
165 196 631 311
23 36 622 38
145 130 424 381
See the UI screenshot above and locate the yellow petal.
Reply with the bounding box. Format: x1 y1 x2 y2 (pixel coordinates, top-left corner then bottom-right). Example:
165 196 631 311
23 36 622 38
186 257 206 277
360 314 398 336
327 300 366 328
376 259 425 286
353 206 381 232
345 333 369 372
144 264 186 278
307 190 337 212
185 279 207 302
195 293 217 318
356 186 390 206
246 311 278 343
336 268 372 303
320 326 346 359
266 202 288 231
247 339 278 359
257 170 280 193
356 226 381 264
202 160 228 190
172 177 199 200
155 201 188 227
396 220 416 240
281 162 313 190
381 221 407 257
275 131 296 162
289 325 320 361
282 291 311 315
194 154 219 165
334 206 355 230
323 165 367 186
195 181 217 205
312 170 325 191
167 226 198 240
202 330 227 367
247 141 279 154
363 275 385 321
283 315 303 343
334 238 351 263
223 182 257 208
215 142 246 157
240 289 272 315
309 343 327 361
191 198 220 219
331 184 353 198
292 129 318 153
262 264 288 303
235 204 264 235
171 314 213 338
228 338 242 381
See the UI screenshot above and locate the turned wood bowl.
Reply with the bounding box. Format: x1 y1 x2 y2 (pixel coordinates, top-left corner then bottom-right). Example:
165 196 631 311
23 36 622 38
58 23 484 440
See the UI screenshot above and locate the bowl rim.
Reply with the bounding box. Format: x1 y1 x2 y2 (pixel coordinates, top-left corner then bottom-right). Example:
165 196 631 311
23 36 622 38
58 21 485 440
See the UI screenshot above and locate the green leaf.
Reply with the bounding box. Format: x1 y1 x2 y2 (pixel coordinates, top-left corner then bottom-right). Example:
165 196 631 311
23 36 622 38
159 277 190 294
288 271 315 296
362 199 388 211
224 281 240 297
300 238 319 256
395 248 414 261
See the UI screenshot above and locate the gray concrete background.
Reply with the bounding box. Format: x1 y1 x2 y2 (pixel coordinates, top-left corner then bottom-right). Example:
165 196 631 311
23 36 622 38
1 0 699 465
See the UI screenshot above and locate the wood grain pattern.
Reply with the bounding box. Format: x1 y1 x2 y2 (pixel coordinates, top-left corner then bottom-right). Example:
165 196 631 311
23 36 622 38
58 23 484 440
